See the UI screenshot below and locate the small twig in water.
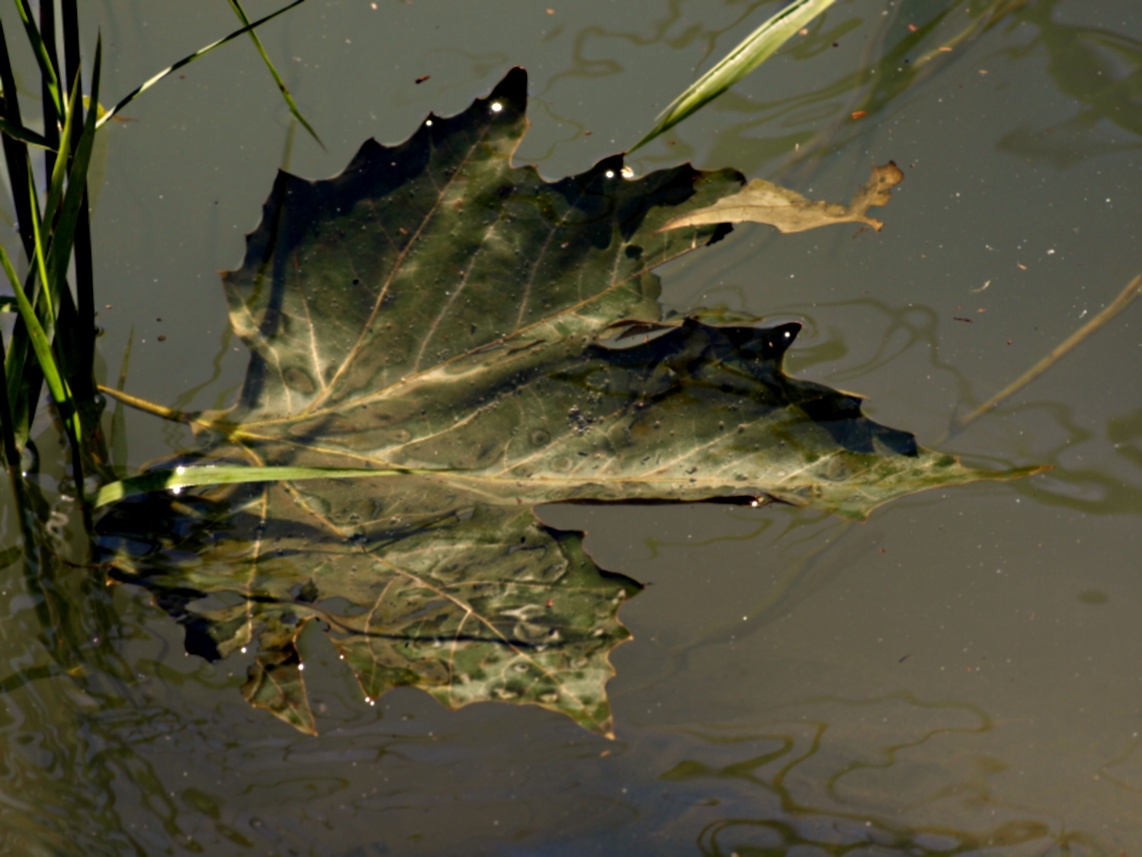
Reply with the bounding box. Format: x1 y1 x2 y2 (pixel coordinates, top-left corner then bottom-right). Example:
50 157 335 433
98 383 196 424
954 273 1141 432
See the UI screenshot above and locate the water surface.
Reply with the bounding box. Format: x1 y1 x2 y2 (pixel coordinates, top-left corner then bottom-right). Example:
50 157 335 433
2 0 1140 853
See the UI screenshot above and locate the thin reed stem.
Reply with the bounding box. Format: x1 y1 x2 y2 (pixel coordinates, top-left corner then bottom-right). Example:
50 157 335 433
954 274 1142 432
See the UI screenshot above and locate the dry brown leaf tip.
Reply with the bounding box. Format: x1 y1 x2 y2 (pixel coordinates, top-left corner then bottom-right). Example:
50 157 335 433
860 161 905 210
658 161 904 235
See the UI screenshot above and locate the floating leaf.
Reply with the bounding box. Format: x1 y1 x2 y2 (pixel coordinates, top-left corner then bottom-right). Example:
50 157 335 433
659 161 905 235
97 70 1037 737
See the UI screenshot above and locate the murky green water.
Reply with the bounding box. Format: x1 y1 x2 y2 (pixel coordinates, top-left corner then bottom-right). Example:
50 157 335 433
2 1 1140 853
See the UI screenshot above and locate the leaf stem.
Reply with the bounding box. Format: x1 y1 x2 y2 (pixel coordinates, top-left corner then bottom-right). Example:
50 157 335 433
96 383 206 424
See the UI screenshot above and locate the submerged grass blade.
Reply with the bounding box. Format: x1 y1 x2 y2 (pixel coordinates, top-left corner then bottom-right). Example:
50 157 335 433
95 383 197 424
94 465 418 507
227 0 324 148
97 0 309 129
629 0 837 152
913 0 1026 69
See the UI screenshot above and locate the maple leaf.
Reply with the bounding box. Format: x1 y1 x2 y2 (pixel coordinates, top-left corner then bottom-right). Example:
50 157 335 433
97 72 1035 737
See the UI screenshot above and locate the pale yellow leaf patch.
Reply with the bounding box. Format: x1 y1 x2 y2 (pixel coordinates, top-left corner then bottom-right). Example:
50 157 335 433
658 161 904 235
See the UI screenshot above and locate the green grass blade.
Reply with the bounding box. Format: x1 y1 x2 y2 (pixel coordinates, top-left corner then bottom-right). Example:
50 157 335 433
61 0 97 409
96 0 309 129
35 71 84 345
12 0 64 120
44 44 104 473
0 117 53 149
61 1 83 100
227 0 324 149
34 1 63 206
0 244 81 446
0 13 38 257
0 328 21 467
41 70 84 237
94 464 416 507
629 0 838 152
46 40 101 305
22 68 86 363
25 170 56 336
